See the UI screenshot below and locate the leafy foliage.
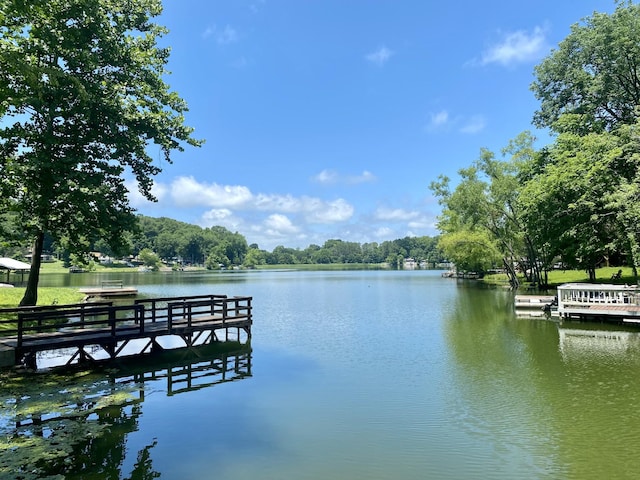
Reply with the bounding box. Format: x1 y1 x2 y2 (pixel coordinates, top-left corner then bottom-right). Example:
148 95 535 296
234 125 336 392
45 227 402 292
532 1 640 132
434 3 640 286
0 0 201 305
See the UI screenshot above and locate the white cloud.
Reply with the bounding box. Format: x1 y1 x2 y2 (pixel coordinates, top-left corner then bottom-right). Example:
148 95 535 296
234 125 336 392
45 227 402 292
307 198 354 223
250 0 266 14
126 180 168 207
202 208 233 222
171 176 252 208
425 110 485 134
480 26 548 66
254 193 303 212
203 24 239 44
426 110 450 131
408 217 436 229
313 169 339 184
313 169 376 185
375 207 420 222
459 115 486 134
200 208 244 231
253 193 354 223
156 176 354 226
348 170 376 184
375 227 394 238
264 214 299 235
366 46 394 66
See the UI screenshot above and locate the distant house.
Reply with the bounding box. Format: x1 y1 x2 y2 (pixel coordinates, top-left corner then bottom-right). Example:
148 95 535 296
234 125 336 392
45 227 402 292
403 258 417 270
24 253 55 263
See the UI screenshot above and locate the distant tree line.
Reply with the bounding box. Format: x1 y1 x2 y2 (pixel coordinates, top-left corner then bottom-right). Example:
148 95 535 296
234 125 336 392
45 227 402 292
264 236 444 267
0 213 445 269
430 2 640 288
131 217 446 269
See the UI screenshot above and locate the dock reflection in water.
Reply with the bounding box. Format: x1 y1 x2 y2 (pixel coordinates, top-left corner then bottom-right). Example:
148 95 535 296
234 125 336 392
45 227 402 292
558 323 640 360
0 344 252 479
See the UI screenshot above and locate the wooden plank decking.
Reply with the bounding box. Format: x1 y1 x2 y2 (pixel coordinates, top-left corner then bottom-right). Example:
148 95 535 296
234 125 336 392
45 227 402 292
79 280 139 298
0 294 252 369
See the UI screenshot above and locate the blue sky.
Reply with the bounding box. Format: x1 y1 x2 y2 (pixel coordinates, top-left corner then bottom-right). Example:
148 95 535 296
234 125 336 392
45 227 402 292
128 0 619 251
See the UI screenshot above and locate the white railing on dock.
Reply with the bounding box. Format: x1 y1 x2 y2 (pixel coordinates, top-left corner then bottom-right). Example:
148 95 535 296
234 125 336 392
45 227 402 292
557 283 640 320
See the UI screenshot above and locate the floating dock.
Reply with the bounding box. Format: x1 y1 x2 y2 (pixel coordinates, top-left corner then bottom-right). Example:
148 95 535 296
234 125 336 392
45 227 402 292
514 295 557 317
0 294 252 369
79 280 138 298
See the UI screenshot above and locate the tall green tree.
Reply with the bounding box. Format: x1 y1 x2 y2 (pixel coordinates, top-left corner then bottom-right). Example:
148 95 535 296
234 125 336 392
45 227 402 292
430 133 538 287
0 0 201 305
520 115 640 280
531 1 640 133
528 1 640 280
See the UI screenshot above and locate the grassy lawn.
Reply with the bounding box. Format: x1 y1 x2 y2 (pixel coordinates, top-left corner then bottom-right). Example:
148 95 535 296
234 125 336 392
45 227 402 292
39 260 138 274
484 266 637 290
0 287 85 309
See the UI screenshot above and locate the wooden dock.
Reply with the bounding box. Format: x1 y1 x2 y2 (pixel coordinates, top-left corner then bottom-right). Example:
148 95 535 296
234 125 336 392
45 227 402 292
0 294 252 369
557 283 640 324
79 280 138 298
514 295 557 317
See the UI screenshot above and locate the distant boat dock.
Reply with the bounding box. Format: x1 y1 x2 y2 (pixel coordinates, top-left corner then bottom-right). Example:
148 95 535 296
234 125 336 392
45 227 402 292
0 294 252 369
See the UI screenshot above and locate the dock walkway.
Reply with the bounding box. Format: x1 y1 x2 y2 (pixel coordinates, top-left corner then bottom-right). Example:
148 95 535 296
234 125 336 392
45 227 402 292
79 280 138 298
514 295 557 318
0 294 252 369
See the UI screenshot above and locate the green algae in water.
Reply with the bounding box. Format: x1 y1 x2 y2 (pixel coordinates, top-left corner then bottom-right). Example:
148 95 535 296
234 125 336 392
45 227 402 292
0 369 144 479
0 343 248 479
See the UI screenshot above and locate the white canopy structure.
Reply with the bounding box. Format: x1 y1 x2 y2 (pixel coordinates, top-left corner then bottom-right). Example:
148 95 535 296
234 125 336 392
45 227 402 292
0 257 30 284
0 257 31 270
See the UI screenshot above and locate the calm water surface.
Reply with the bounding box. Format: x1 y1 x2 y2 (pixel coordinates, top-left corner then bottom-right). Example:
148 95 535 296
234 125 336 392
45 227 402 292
3 270 640 479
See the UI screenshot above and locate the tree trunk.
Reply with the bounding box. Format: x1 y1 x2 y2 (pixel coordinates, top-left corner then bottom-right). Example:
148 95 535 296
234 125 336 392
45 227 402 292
503 258 519 290
19 231 44 307
587 266 596 283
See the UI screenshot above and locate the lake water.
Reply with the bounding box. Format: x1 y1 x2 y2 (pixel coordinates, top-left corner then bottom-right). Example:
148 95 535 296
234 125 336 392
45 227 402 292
3 269 640 479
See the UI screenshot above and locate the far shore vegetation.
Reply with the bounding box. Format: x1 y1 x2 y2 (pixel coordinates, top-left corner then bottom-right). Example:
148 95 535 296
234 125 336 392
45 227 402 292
0 262 635 312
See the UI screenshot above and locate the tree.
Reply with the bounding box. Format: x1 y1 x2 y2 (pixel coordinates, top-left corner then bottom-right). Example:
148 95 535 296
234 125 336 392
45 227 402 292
0 0 201 305
430 133 538 287
438 230 501 274
519 115 640 281
138 248 161 271
243 248 265 268
531 1 640 133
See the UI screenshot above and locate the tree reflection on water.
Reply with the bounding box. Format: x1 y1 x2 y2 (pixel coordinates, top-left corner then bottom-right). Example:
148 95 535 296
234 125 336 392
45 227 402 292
0 343 252 479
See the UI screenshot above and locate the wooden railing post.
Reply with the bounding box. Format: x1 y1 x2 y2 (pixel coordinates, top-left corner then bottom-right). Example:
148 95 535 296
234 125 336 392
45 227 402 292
138 305 145 333
110 307 116 337
17 314 23 348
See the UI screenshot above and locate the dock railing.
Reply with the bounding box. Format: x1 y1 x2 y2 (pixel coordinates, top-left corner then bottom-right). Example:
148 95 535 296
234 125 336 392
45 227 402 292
167 296 252 330
15 304 144 348
0 295 252 368
135 294 228 324
0 302 113 337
